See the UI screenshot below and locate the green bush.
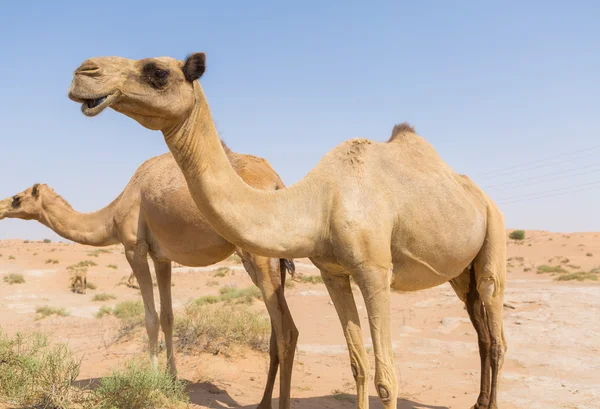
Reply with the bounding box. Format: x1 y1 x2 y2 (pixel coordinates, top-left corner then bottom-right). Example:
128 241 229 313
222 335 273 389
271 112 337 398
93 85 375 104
89 360 188 409
43 239 52 243
113 301 144 322
509 230 525 242
537 265 568 274
96 306 113 319
0 331 82 408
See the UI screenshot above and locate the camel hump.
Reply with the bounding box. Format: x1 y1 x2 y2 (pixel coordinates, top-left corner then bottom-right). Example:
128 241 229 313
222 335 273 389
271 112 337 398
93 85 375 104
387 122 416 142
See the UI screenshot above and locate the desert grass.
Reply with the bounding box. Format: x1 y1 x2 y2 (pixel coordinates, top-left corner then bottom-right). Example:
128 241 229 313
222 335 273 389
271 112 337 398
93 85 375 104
3 273 25 285
537 265 568 274
93 293 117 302
218 285 262 304
298 274 324 284
88 360 188 409
95 306 113 319
35 305 70 319
555 271 599 282
175 302 270 354
212 266 231 278
67 260 97 270
0 331 83 408
45 258 60 264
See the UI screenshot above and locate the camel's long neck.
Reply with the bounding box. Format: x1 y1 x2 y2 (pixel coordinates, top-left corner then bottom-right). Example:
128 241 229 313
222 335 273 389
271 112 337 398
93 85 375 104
38 192 120 247
162 82 324 258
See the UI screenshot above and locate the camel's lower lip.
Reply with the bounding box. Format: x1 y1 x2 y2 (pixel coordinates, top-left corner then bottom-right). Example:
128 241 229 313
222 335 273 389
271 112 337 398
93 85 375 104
86 96 107 109
80 92 118 117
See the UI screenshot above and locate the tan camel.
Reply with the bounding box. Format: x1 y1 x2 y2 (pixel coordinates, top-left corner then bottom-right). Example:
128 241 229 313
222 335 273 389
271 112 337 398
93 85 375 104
70 267 87 294
0 150 298 409
68 53 507 409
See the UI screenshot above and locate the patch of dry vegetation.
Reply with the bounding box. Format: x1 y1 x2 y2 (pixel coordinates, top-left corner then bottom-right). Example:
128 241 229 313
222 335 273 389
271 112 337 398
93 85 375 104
298 274 324 284
227 253 241 263
555 272 598 282
3 273 25 285
212 266 231 277
35 305 70 319
87 248 112 257
93 293 117 302
88 360 188 409
175 302 270 355
45 258 59 264
0 331 83 408
537 265 568 274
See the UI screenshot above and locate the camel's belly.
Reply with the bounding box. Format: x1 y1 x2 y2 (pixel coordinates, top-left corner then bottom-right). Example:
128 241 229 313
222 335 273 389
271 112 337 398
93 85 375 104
390 257 467 292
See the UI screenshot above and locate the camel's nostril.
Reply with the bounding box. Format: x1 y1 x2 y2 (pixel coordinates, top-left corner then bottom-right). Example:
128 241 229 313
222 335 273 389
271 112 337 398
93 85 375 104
75 63 102 76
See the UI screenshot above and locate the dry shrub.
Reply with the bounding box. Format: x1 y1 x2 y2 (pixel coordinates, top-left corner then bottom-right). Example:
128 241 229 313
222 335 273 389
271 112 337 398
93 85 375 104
3 273 25 285
175 302 270 354
87 360 188 409
0 331 83 408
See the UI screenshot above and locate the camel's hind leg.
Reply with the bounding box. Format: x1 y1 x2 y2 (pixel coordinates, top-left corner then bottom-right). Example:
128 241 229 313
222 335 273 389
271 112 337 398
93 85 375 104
450 268 492 409
240 250 298 409
321 272 370 409
472 203 507 409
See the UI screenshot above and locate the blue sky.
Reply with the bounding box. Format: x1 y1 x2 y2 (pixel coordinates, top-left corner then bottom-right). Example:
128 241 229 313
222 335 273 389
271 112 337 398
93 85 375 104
1 1 598 240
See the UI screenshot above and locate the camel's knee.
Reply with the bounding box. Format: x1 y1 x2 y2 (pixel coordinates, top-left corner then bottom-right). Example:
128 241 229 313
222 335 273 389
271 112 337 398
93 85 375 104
490 341 504 364
374 368 397 402
160 310 174 330
350 362 367 383
477 277 496 304
145 312 160 335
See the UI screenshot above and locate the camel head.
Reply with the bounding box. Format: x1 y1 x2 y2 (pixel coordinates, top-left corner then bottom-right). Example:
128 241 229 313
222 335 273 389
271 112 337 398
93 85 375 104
68 53 206 130
0 184 46 221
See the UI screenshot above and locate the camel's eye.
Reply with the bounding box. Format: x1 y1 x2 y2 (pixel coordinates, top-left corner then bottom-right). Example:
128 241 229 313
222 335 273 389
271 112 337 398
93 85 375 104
11 196 21 208
154 69 168 79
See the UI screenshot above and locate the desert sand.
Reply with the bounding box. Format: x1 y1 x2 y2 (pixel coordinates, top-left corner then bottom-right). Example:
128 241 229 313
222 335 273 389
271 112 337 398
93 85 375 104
0 230 598 409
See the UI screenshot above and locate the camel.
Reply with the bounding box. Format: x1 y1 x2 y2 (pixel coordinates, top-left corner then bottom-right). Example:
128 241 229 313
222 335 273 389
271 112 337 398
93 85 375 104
0 150 298 409
68 53 507 409
70 267 88 294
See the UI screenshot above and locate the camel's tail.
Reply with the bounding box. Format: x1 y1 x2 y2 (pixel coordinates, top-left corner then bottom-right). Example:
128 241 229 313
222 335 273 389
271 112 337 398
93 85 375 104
280 258 296 280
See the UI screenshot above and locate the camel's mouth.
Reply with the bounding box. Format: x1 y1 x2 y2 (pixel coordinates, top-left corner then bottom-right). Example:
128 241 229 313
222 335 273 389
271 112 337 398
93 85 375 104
80 91 120 117
0 198 12 220
69 91 120 117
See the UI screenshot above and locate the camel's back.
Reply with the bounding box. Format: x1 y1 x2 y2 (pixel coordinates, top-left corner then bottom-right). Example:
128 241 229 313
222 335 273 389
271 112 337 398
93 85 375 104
318 127 489 282
116 151 287 263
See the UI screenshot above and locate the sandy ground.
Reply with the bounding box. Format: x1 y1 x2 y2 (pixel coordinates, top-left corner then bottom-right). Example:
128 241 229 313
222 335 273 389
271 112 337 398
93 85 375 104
0 230 599 409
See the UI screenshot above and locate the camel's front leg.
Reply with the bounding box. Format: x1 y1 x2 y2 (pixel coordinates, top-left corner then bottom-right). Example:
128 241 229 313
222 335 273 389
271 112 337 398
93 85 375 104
125 246 160 370
322 272 370 409
153 259 177 378
353 266 397 409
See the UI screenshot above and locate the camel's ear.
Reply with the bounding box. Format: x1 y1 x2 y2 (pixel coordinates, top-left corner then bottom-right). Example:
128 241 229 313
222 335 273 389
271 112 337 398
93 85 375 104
182 53 206 82
32 183 40 197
